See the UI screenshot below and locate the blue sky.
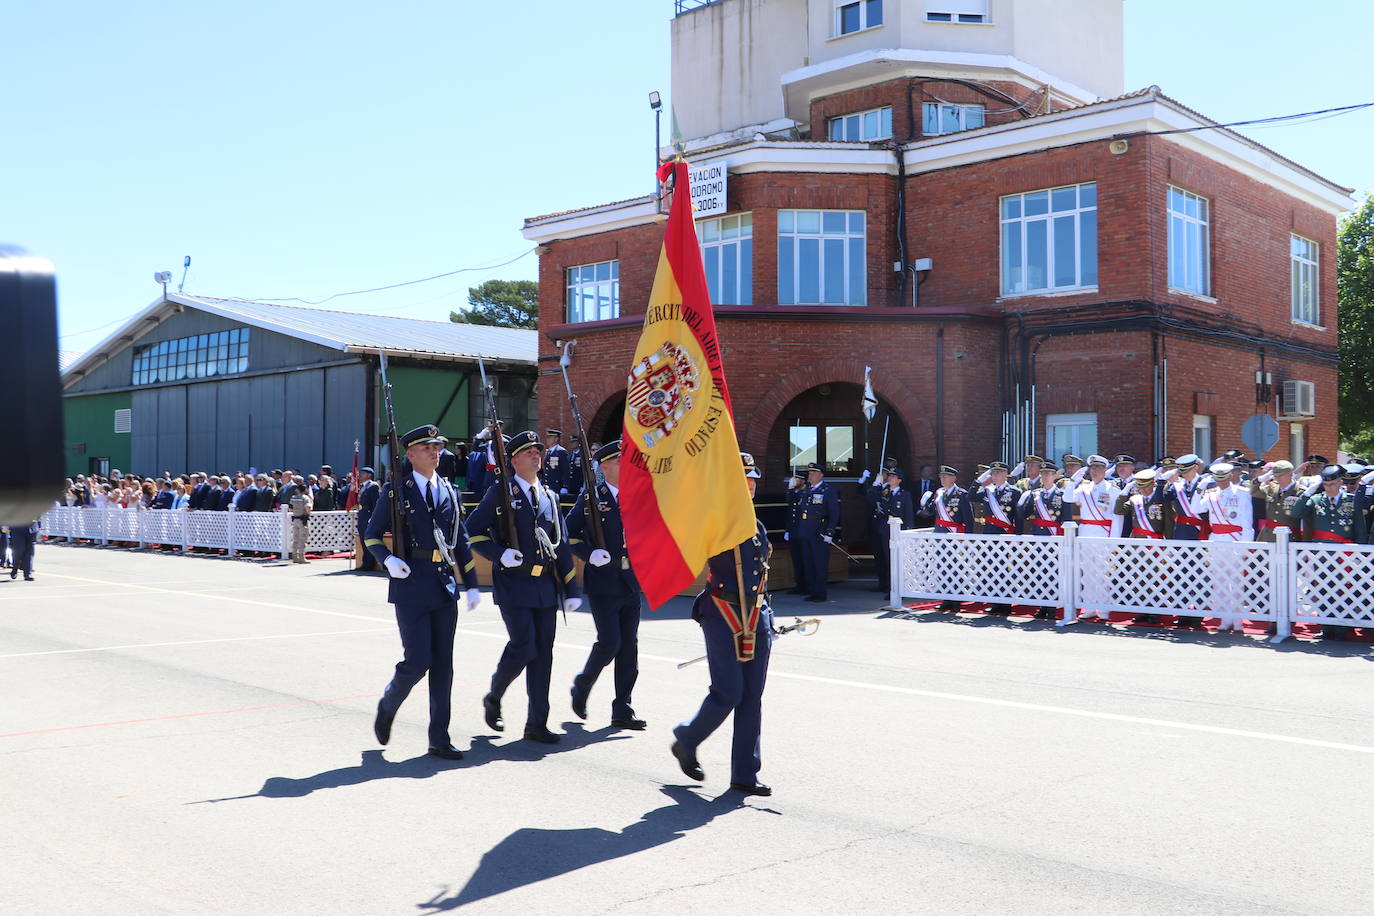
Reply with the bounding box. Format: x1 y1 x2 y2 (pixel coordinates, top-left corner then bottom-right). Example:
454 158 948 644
4 0 1370 356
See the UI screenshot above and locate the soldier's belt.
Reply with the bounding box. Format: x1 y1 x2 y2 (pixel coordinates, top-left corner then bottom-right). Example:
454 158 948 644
934 520 965 533
1175 513 1205 527
983 518 1016 533
1078 519 1113 528
1311 529 1353 545
708 592 761 663
1135 529 1164 539
1031 518 1063 533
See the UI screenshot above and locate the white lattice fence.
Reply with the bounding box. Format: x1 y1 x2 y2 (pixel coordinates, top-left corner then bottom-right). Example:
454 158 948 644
141 510 185 547
304 511 359 552
185 511 231 548
40 506 74 537
231 511 287 554
1290 544 1374 630
105 509 141 543
1073 538 1280 623
897 531 1066 606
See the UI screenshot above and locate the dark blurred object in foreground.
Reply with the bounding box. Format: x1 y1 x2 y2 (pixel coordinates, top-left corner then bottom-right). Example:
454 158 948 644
0 246 63 525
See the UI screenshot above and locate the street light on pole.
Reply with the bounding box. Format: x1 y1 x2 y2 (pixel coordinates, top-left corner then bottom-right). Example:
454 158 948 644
649 91 663 211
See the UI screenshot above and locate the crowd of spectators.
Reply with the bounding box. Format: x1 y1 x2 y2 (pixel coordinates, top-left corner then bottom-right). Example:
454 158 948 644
61 466 353 513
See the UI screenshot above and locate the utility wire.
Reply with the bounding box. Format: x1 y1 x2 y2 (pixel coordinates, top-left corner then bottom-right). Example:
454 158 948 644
1119 101 1372 138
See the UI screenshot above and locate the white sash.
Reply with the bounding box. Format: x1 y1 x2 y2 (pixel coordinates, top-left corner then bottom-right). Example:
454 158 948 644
1077 481 1110 522
984 485 1014 528
935 489 954 523
1132 495 1155 534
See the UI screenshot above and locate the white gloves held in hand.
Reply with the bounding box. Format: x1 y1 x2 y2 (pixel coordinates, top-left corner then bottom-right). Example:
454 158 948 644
859 469 872 484
821 534 834 544
562 598 582 614
500 548 524 568
383 556 411 579
588 548 612 567
464 588 482 613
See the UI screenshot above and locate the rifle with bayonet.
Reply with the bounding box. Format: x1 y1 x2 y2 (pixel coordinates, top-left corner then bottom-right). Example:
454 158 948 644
558 341 606 551
476 356 519 550
378 352 408 561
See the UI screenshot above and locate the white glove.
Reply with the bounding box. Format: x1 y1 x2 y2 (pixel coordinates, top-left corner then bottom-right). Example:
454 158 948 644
1258 471 1274 484
464 588 482 613
560 488 568 495
859 469 872 484
500 547 524 568
1361 470 1374 485
588 548 612 567
920 491 933 507
1304 480 1322 496
822 534 834 544
1071 467 1087 484
1160 468 1179 481
383 556 411 579
1200 474 1215 487
562 597 582 614
976 470 992 485
783 532 790 541
1011 462 1025 477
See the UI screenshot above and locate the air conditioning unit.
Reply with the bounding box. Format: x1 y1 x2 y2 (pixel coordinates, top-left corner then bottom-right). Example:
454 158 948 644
1279 380 1316 418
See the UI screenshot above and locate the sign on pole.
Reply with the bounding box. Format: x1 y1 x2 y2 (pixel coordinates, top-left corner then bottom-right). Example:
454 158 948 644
1240 413 1280 456
688 162 727 218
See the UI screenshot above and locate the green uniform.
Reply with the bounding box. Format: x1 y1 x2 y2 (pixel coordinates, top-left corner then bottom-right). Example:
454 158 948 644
1289 490 1368 544
1248 479 1304 542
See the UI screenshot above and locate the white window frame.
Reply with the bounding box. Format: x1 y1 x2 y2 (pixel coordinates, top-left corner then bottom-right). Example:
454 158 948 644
1291 234 1319 326
836 0 883 36
1167 186 1211 296
777 210 867 306
829 106 893 142
1046 412 1098 461
699 212 753 306
565 260 620 323
925 1 989 23
921 102 985 136
1192 414 1213 464
1000 182 1098 296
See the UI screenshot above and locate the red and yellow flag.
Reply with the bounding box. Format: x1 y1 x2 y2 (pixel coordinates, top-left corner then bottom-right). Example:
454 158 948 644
621 160 756 609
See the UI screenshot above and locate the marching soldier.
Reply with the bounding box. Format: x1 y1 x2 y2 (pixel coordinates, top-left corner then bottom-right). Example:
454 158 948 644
540 428 570 498
567 440 646 730
1290 466 1368 640
1016 461 1069 618
355 467 380 571
971 461 1019 614
364 425 482 761
466 431 582 743
929 466 973 611
784 474 808 595
670 452 775 796
858 466 914 594
796 462 840 603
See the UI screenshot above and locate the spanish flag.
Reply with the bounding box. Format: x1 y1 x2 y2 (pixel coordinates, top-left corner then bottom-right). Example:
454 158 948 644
621 160 757 609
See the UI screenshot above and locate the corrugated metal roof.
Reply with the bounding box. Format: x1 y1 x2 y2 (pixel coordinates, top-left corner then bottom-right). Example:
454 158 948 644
59 349 84 372
183 295 537 364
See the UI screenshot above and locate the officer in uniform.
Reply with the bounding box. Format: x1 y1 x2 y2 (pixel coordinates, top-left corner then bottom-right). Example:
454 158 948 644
929 466 973 611
1016 461 1069 618
466 430 492 496
1014 455 1045 492
858 466 914 594
355 467 380 571
971 461 1019 614
1249 460 1303 542
567 440 646 730
1115 469 1174 624
784 474 808 595
670 452 775 796
1189 462 1254 634
288 483 312 563
565 439 586 503
796 462 840 603
363 425 482 760
466 431 582 743
8 520 37 581
969 464 991 533
540 429 570 498
1061 455 1085 480
1290 466 1368 640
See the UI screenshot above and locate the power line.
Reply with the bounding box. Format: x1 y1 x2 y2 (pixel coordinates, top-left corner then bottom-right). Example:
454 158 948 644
1120 101 1373 138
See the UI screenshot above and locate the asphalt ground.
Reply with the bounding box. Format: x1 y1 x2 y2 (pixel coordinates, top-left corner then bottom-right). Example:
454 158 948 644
3 542 1373 915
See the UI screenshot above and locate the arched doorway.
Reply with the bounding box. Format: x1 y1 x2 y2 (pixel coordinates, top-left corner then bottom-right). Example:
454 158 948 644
589 391 626 450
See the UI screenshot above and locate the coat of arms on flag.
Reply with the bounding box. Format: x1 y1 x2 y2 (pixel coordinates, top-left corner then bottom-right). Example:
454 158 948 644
628 340 701 449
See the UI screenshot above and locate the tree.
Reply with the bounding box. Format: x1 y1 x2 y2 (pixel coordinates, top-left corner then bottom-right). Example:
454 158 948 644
450 279 538 330
1338 195 1374 454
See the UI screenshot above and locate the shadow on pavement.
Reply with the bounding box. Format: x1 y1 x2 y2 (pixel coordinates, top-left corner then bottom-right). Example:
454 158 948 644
415 785 760 911
185 725 631 804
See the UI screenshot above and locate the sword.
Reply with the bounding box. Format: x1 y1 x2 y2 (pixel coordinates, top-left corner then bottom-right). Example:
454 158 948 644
824 538 860 564
677 617 821 669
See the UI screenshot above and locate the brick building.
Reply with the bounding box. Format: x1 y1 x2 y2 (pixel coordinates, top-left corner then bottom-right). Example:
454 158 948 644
523 0 1352 541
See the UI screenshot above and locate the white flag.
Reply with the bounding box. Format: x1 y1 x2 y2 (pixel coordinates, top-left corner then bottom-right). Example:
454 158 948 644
862 366 877 421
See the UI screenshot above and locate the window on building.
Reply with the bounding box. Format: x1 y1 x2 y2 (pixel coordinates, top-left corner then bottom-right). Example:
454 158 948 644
1168 186 1211 296
566 260 620 323
926 0 988 22
131 327 250 386
921 102 985 136
1192 414 1213 464
1290 423 1305 468
113 409 132 433
789 423 860 476
837 0 882 35
469 374 537 441
778 210 867 305
1000 183 1098 296
1291 234 1319 325
1046 413 1097 462
829 106 893 142
699 213 752 305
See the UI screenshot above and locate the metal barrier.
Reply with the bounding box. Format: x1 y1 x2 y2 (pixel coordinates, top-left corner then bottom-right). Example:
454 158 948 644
39 506 358 557
888 519 1357 643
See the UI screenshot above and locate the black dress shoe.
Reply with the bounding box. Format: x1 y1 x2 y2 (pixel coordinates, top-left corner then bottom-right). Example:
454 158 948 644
523 725 560 744
427 744 464 760
671 740 704 781
729 782 772 796
373 700 394 746
610 716 647 730
570 686 588 721
482 692 504 731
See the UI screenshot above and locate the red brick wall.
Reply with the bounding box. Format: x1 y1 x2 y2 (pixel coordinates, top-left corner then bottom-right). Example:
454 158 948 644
809 77 1061 142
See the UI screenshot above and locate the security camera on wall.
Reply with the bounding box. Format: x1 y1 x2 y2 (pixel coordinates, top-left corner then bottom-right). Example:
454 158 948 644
154 271 172 284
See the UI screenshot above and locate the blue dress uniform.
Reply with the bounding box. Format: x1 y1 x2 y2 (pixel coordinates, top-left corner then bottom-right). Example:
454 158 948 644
566 447 585 502
785 478 807 595
970 463 1019 614
355 471 380 571
862 470 915 594
931 467 974 610
540 429 571 495
362 428 479 753
8 521 37 580
1161 455 1214 540
1015 467 1069 618
796 464 840 602
671 452 774 794
466 431 581 740
466 445 489 496
566 440 644 727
